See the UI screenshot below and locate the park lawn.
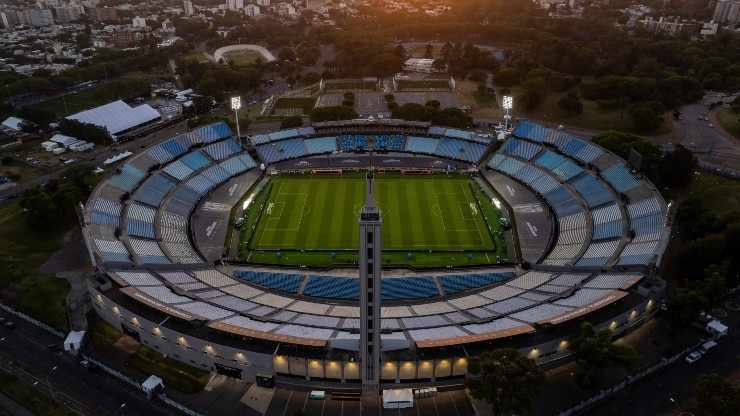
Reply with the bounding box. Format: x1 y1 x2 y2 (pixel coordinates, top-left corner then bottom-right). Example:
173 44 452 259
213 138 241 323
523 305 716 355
686 171 740 216
717 106 740 139
403 43 443 58
457 80 503 119
128 346 210 393
0 201 71 330
89 315 122 352
1 160 45 183
224 50 263 66
510 88 672 135
30 88 99 117
180 52 210 63
0 370 78 416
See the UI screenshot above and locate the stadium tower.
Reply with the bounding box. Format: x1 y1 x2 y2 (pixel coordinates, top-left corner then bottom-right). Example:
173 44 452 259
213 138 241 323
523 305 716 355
359 172 382 397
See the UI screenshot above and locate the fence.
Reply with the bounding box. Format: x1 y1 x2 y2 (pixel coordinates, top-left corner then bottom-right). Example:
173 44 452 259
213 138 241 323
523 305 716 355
82 355 204 416
697 162 739 178
556 343 701 416
0 302 65 337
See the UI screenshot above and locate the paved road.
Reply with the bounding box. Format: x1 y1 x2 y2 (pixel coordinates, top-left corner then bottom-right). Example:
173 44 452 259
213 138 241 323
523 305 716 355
0 314 174 415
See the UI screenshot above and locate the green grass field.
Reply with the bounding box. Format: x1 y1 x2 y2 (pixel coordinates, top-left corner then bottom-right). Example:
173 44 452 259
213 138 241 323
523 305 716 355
30 89 100 117
224 50 263 66
239 173 508 267
717 106 740 139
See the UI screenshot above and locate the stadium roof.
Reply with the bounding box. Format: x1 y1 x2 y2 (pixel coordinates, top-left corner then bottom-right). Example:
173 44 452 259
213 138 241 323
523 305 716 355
66 100 161 136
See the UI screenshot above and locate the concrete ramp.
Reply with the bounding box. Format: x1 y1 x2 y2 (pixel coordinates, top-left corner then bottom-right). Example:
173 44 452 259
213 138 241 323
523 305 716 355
241 384 275 415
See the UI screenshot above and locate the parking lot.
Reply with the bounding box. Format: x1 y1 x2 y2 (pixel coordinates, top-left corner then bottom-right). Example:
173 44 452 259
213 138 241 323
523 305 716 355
262 388 474 416
146 97 183 121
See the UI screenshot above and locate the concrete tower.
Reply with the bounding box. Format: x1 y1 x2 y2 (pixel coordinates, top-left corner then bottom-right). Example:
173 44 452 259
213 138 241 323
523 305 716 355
359 172 381 397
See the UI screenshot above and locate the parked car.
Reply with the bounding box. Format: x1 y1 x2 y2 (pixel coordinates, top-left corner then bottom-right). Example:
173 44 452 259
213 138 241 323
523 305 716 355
4 321 15 329
78 360 100 373
498 217 511 230
685 351 702 363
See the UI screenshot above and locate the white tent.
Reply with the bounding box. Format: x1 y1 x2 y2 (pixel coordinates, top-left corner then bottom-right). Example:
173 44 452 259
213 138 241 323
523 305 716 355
103 151 133 165
50 134 78 147
66 100 161 135
1 117 26 131
706 320 729 337
64 330 86 352
382 389 413 409
141 375 164 394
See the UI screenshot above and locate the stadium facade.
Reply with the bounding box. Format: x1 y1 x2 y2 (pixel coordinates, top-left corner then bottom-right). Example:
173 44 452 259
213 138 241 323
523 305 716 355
83 119 669 389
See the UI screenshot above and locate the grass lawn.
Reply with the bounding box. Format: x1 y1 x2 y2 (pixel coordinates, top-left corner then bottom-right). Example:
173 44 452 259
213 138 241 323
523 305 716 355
457 80 502 119
239 173 507 267
0 159 45 183
717 106 740 139
685 171 740 216
180 52 210 63
0 201 70 330
272 97 316 115
0 369 78 416
510 89 672 135
403 43 443 58
30 88 100 117
128 346 210 393
224 50 263 66
89 315 122 352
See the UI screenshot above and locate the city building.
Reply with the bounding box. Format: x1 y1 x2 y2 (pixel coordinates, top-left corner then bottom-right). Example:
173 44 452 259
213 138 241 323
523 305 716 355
700 21 719 36
403 58 437 73
162 19 174 30
226 0 244 10
0 11 20 29
255 0 270 5
88 7 118 22
18 8 55 27
55 6 81 23
111 31 135 48
713 0 740 25
183 0 194 16
132 16 146 28
245 4 260 17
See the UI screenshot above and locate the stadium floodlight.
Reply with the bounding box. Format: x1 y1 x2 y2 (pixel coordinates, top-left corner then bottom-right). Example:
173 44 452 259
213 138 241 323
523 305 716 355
502 95 513 135
502 96 513 109
231 96 243 145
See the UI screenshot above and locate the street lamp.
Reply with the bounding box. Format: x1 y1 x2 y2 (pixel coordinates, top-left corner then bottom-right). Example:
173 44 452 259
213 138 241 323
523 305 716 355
502 95 513 135
46 366 57 403
231 96 243 146
115 403 126 415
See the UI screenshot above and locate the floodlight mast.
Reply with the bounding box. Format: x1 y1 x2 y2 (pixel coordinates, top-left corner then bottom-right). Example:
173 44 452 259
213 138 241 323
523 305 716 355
502 96 513 136
231 96 242 146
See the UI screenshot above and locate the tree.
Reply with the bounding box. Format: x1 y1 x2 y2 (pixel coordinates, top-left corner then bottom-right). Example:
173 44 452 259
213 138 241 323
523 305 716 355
58 119 111 144
570 322 639 383
493 68 521 88
630 106 661 131
280 115 303 129
424 44 433 59
686 373 740 416
519 77 548 111
278 47 296 62
667 287 709 327
678 234 727 279
17 106 56 127
301 71 321 85
466 348 548 416
658 145 696 189
557 96 583 114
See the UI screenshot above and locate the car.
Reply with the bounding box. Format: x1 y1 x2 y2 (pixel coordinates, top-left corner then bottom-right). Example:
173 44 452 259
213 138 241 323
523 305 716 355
78 360 100 373
4 321 15 329
685 351 702 363
498 217 511 230
708 124 714 128
47 344 62 352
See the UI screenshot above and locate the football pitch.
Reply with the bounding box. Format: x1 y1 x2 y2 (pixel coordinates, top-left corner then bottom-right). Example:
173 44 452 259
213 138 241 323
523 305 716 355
247 174 497 251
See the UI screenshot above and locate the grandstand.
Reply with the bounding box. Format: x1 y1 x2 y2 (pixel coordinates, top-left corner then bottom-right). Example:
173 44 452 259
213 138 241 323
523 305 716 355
82 119 668 391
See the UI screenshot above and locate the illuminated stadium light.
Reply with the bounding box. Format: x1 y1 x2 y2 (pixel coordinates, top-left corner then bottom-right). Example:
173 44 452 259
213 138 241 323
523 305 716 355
502 96 513 135
502 96 513 109
232 96 243 145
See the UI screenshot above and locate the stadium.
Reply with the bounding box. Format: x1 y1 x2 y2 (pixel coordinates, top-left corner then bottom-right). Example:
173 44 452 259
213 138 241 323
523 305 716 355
82 117 670 390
